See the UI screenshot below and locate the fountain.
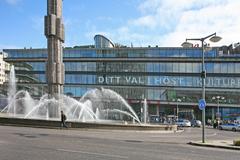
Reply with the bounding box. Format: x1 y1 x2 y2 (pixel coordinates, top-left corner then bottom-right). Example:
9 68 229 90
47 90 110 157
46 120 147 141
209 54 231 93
0 66 176 130
1 66 141 124
143 98 148 124
7 65 16 115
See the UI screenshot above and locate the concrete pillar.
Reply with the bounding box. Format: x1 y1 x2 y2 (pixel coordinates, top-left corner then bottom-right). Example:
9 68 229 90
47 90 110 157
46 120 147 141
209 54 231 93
45 0 65 98
156 105 160 115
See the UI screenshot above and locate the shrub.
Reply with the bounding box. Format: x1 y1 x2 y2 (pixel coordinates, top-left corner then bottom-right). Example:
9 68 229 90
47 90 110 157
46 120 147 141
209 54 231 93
233 139 240 146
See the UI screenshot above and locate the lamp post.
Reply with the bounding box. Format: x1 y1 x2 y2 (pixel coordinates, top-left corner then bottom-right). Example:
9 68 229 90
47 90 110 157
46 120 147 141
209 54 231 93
176 98 181 121
173 98 181 121
212 96 225 121
182 33 222 143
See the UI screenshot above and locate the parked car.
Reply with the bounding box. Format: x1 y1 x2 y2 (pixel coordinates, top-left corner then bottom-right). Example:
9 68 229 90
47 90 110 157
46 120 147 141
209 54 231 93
219 123 240 132
150 115 160 123
176 119 191 127
191 119 202 127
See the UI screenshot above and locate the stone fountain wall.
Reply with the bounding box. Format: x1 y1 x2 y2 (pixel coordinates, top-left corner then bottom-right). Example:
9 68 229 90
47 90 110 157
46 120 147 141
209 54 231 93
0 117 177 131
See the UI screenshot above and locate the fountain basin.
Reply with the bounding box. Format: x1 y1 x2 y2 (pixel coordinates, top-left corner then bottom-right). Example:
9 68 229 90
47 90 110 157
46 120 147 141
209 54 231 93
0 116 177 131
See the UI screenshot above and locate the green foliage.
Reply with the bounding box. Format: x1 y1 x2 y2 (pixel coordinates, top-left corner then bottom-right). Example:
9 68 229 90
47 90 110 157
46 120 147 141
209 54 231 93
233 139 240 146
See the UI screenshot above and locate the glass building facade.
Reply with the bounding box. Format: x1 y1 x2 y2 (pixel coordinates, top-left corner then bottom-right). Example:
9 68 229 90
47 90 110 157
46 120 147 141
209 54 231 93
2 45 240 121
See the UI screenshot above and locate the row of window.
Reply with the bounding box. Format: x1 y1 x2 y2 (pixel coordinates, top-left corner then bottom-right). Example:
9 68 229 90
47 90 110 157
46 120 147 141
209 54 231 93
144 49 216 58
100 62 240 73
5 50 48 58
15 62 97 72
221 108 240 117
62 86 240 105
65 75 95 84
65 62 96 71
16 73 240 89
147 62 240 73
4 48 220 58
64 49 97 57
14 62 240 74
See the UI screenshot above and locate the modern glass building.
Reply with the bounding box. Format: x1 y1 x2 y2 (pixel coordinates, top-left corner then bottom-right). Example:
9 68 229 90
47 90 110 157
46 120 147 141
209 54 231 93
2 35 240 121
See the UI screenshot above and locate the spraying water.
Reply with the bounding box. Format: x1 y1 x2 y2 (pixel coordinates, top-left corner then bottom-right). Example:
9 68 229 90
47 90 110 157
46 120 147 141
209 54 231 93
143 98 148 124
1 68 141 124
7 65 16 115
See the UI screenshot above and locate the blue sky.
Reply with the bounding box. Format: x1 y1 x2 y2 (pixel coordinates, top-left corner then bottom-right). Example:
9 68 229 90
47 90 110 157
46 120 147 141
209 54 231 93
0 0 240 49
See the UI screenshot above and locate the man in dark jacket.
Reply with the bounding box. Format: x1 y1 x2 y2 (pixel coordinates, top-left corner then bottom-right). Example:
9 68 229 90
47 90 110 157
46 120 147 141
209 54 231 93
60 110 68 128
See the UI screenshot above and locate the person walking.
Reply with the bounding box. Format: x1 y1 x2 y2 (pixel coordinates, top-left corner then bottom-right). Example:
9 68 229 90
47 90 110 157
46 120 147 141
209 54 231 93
60 110 68 128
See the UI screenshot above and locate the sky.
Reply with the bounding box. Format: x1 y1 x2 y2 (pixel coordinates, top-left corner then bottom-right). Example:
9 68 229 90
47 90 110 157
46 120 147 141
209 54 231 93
0 0 240 49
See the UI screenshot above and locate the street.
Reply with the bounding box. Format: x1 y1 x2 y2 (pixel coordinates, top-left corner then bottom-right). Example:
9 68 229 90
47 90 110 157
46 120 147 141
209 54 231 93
0 125 239 160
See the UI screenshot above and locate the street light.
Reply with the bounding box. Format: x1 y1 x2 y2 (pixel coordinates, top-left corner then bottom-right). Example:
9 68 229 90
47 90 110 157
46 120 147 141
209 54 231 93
182 33 222 143
176 98 181 121
212 96 225 121
173 98 181 121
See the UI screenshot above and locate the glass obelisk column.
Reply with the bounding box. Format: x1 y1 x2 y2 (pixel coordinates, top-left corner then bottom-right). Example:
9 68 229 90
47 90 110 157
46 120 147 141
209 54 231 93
44 0 65 117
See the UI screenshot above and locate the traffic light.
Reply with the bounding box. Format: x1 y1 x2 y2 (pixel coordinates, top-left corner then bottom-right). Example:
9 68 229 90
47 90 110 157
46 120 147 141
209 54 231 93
201 70 206 78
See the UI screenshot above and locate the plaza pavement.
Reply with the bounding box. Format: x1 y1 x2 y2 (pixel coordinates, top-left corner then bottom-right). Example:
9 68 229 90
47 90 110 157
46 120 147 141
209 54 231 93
0 114 239 151
0 120 239 151
0 125 239 160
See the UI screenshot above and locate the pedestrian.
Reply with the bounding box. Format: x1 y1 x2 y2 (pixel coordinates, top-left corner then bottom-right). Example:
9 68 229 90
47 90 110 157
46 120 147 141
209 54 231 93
213 119 217 129
207 119 211 126
60 110 68 128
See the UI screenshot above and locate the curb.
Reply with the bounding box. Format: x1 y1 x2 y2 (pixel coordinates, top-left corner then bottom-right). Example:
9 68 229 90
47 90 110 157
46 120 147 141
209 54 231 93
188 141 240 150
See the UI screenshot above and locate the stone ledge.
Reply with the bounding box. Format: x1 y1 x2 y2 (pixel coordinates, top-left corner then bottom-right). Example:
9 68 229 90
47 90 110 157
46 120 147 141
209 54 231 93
0 117 177 131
